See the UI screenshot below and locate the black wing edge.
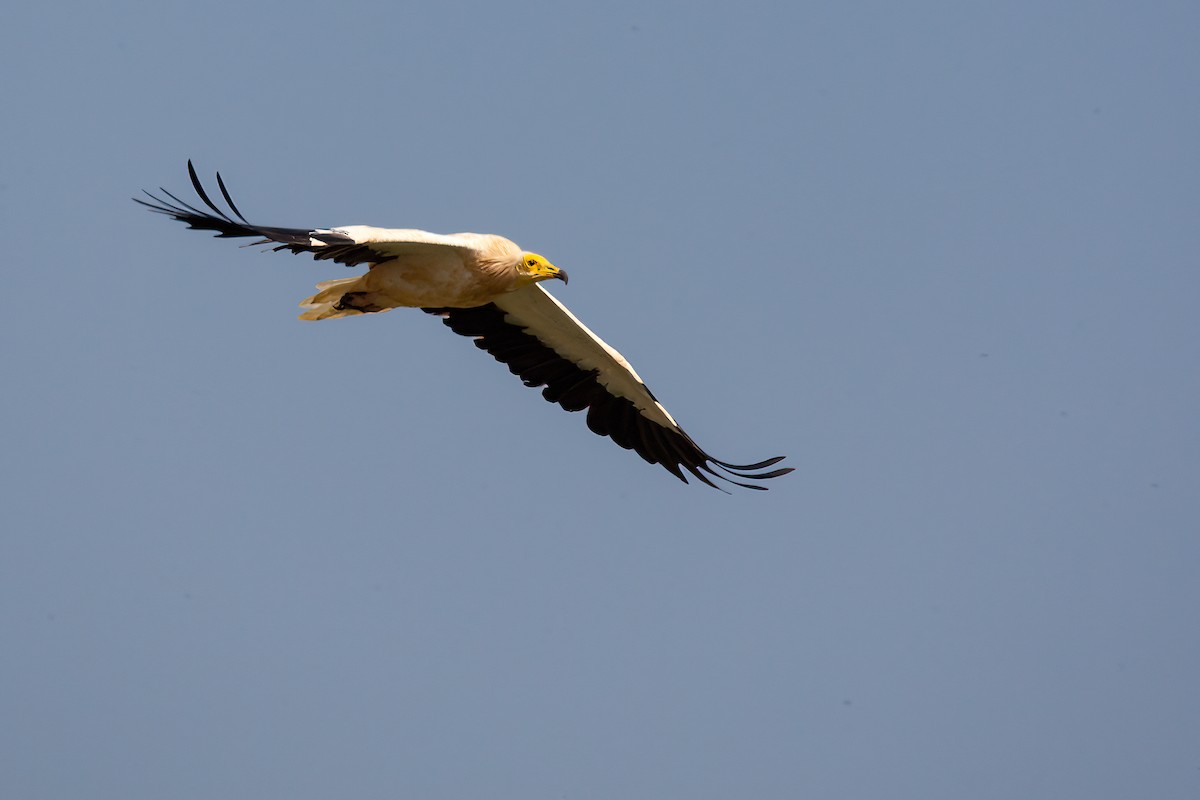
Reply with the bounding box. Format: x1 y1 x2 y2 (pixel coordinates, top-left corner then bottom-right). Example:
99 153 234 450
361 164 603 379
132 160 385 267
423 304 793 492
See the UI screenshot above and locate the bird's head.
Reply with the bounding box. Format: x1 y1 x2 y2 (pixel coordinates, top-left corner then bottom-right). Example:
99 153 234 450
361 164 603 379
519 252 569 286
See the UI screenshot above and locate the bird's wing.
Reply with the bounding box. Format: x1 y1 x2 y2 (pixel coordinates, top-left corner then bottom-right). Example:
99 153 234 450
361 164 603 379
134 160 471 266
424 285 792 491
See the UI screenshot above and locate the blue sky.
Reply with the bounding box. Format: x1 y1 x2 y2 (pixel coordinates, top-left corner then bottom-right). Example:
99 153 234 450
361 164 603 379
2 1 1198 797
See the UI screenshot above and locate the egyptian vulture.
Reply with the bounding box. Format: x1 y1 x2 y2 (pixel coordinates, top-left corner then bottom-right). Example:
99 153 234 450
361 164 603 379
136 162 792 491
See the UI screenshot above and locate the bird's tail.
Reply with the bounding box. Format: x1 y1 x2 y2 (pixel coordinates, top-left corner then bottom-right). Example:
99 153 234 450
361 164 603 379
298 276 387 320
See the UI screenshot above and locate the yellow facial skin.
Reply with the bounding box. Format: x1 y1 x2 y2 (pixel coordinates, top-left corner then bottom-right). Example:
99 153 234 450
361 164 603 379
520 252 569 285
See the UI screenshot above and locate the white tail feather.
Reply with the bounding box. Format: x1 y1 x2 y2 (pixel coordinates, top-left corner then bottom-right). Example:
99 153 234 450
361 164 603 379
298 276 368 320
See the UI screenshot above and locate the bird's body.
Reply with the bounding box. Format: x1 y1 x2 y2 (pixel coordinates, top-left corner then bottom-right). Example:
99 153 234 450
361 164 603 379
298 230 525 317
136 162 792 490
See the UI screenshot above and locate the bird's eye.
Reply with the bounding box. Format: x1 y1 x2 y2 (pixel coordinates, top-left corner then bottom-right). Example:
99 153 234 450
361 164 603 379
527 259 537 267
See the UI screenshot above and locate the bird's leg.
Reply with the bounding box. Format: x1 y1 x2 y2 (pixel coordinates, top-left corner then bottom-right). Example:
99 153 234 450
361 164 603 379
334 292 385 314
333 292 384 314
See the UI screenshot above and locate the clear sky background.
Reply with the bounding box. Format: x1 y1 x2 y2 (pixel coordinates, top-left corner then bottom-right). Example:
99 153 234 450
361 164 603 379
2 1 1197 797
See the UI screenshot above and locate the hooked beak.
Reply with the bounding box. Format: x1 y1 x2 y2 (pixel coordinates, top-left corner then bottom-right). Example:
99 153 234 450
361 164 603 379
555 269 569 285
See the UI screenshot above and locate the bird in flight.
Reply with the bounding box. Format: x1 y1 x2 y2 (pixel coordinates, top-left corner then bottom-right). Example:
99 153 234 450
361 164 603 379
136 162 792 491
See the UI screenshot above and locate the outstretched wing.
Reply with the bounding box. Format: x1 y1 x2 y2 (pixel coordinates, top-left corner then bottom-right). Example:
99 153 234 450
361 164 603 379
134 160 467 267
424 285 792 491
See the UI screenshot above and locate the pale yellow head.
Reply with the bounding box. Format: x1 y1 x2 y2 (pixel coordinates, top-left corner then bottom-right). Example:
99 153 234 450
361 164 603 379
519 252 569 286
